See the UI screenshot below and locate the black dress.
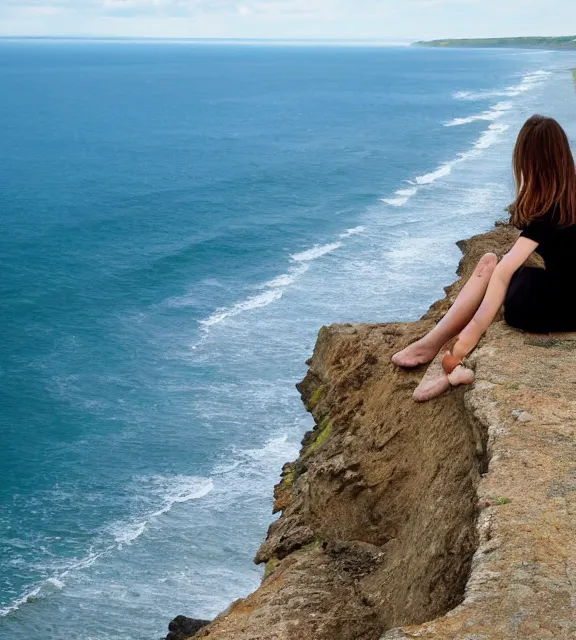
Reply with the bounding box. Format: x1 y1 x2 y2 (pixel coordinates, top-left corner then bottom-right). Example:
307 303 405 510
504 207 576 333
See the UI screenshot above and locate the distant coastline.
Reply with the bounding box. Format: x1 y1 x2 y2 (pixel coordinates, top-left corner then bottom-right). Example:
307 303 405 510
413 36 576 50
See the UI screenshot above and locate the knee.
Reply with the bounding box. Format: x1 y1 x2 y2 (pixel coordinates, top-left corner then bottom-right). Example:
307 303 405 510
475 252 498 276
482 252 498 267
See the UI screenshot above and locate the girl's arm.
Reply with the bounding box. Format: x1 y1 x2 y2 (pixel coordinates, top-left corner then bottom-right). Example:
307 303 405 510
452 237 539 360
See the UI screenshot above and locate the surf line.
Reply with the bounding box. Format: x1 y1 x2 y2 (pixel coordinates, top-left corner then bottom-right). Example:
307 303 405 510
381 122 511 208
194 227 366 336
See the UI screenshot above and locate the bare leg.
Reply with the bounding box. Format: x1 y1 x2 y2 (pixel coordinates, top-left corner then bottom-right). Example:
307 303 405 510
392 253 498 368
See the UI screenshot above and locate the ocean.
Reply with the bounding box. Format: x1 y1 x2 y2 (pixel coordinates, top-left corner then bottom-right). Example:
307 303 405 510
1 40 576 640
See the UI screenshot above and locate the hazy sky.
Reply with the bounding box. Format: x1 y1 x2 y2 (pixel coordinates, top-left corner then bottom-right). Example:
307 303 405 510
1 0 575 41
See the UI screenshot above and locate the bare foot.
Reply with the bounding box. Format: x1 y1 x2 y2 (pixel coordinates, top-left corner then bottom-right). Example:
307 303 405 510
413 356 450 402
391 338 439 368
413 355 475 403
447 364 475 387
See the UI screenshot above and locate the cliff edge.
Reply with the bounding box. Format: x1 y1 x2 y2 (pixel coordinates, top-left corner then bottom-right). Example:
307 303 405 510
175 223 576 639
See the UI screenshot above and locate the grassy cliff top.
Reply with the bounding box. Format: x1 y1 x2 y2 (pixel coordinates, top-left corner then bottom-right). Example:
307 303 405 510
413 35 576 49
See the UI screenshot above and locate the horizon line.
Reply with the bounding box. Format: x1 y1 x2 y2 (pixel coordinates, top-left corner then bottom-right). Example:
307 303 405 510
0 35 415 45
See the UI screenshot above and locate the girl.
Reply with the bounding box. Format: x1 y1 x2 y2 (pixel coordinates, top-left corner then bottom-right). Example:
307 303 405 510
392 115 576 402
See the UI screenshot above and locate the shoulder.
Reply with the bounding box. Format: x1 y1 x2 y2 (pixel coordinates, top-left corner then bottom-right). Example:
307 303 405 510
519 206 558 243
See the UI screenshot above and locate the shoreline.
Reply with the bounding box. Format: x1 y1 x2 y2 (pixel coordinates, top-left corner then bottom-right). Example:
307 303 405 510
413 35 576 50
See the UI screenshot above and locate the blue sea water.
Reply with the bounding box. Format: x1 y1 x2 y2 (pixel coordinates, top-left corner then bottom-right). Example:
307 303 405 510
1 40 576 639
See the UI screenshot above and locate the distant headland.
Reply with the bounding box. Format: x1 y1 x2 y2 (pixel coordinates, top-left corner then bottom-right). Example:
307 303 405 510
413 36 576 50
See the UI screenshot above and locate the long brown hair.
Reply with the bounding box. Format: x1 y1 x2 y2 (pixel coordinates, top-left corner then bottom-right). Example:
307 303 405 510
510 114 576 228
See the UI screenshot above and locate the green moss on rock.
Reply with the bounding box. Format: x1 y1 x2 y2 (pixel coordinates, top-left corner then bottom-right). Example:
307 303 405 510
283 469 296 486
264 556 280 579
308 385 325 410
305 417 333 456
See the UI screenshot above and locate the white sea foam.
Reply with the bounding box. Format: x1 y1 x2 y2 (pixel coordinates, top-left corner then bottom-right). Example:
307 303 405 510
473 123 510 150
199 288 285 328
215 434 295 475
241 434 291 460
415 163 454 185
444 101 513 127
257 264 309 290
381 186 419 206
339 226 366 238
0 549 107 617
453 70 551 101
149 475 214 512
46 577 65 590
0 585 43 617
111 475 214 547
63 550 107 573
198 240 345 330
290 241 343 262
412 122 510 187
112 522 147 546
0 476 214 617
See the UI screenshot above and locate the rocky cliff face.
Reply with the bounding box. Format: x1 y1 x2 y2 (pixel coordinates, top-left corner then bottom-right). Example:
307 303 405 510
173 223 576 639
